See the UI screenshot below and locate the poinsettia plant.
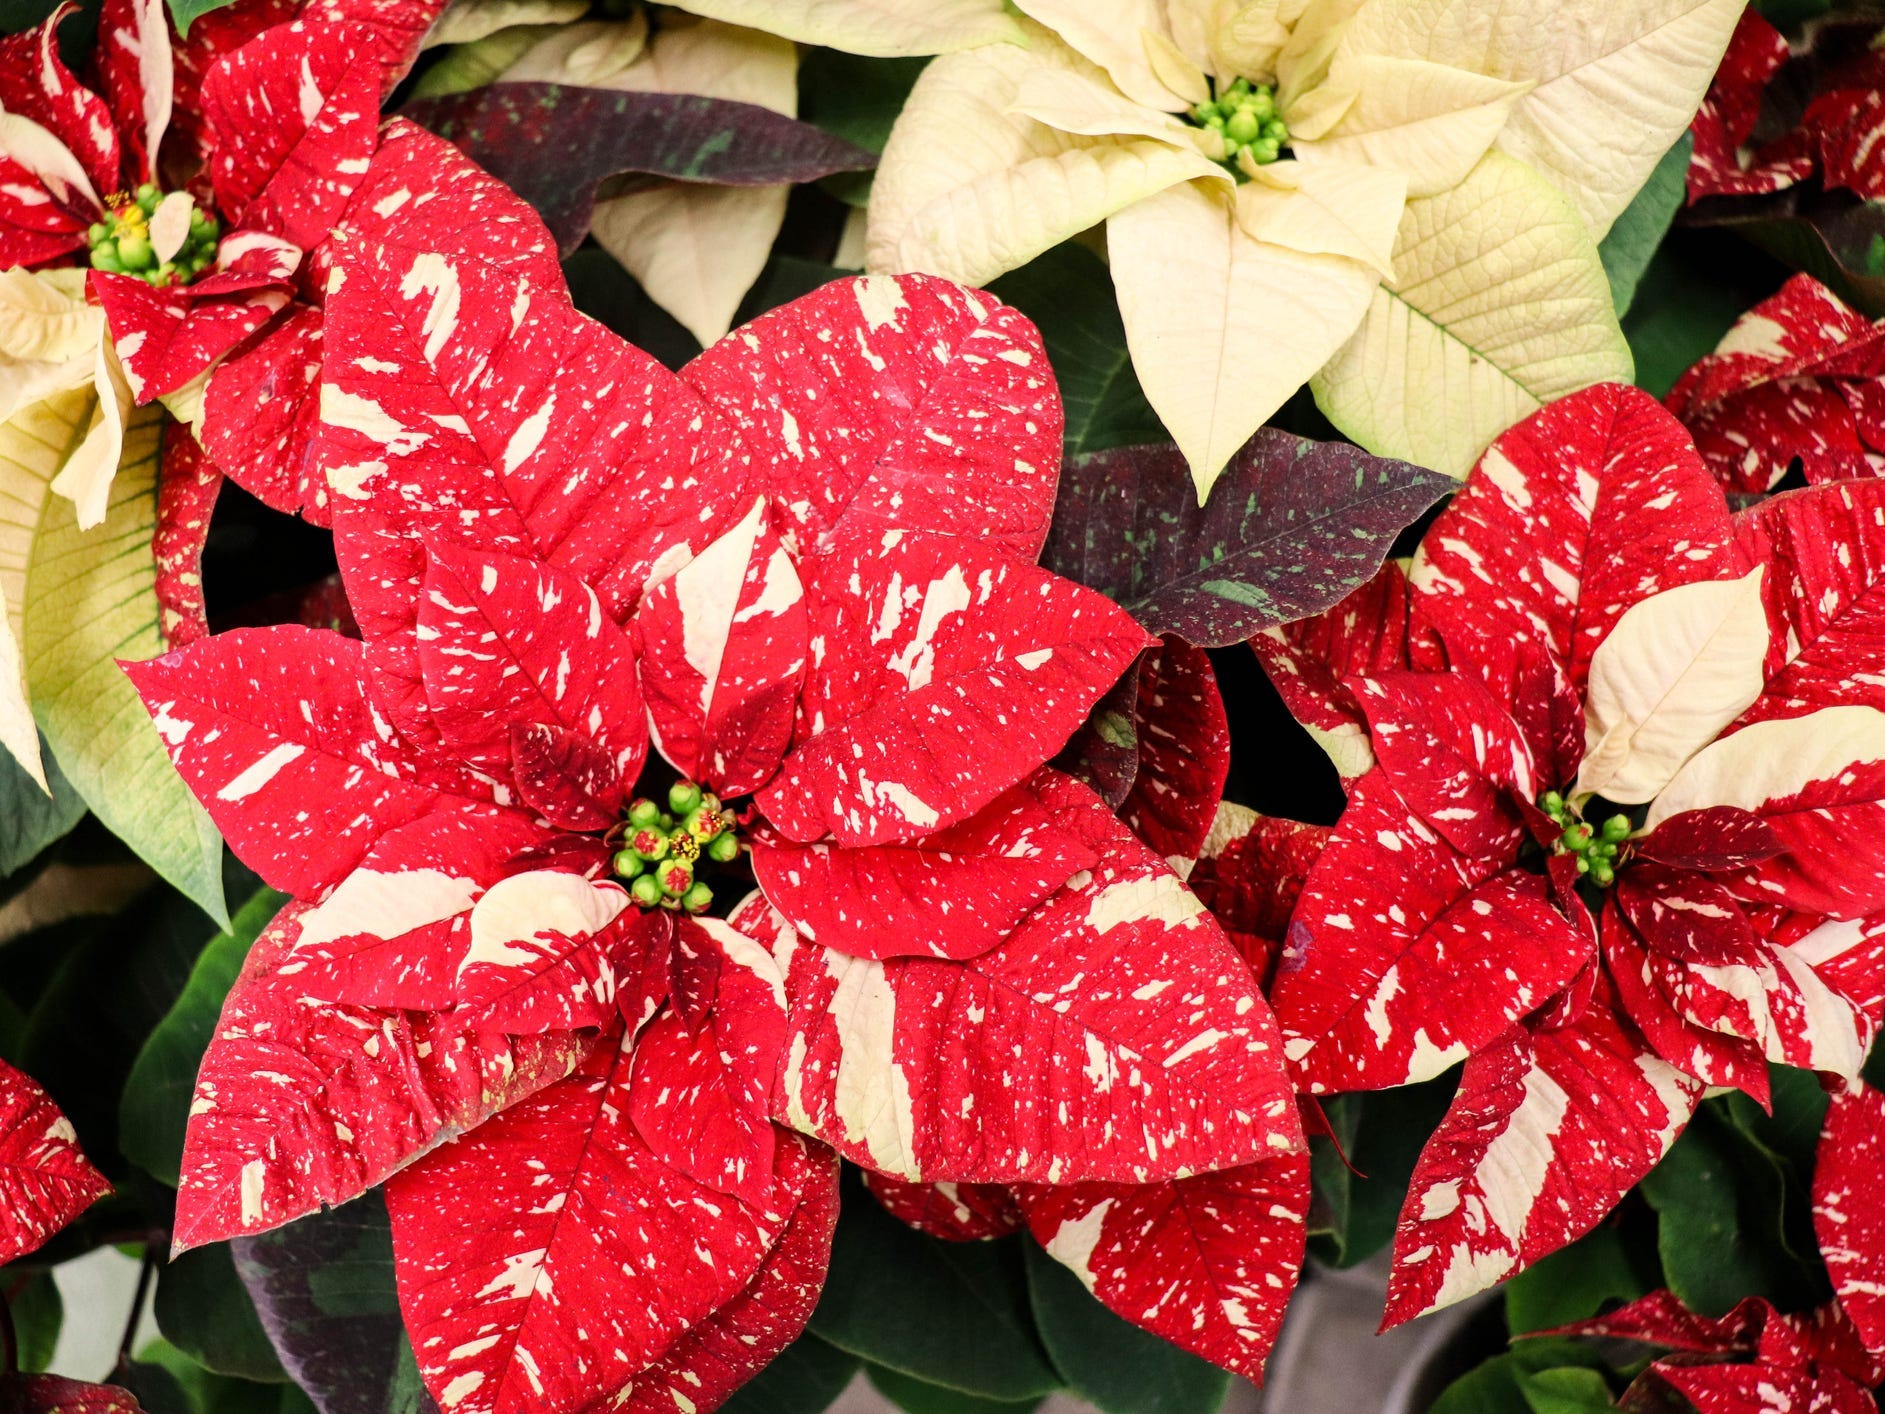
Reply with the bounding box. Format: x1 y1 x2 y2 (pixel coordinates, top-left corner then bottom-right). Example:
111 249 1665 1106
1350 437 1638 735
6 6 1885 1414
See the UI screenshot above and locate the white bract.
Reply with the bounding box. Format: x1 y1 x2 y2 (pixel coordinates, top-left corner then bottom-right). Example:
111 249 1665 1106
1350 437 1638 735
867 0 1742 498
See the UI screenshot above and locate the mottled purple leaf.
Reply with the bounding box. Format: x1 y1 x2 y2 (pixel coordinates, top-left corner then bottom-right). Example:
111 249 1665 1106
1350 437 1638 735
1041 434 1452 647
231 1192 437 1414
402 83 876 253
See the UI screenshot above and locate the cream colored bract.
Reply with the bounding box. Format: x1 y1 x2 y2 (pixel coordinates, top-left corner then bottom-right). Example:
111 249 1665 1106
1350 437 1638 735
867 0 1742 499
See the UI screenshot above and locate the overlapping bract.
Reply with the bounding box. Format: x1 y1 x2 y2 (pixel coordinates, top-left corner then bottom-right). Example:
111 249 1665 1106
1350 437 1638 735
0 1056 110 1265
1261 381 1885 1328
1669 273 1885 493
132 120 1305 1413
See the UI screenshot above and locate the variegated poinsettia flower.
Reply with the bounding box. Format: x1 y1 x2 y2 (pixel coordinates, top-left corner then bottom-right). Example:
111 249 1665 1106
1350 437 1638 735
868 0 1745 499
419 7 802 345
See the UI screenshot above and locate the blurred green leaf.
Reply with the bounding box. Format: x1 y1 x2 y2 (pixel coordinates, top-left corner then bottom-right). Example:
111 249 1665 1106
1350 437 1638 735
797 50 926 205
0 737 85 878
1309 1074 1458 1268
1430 1339 1609 1414
809 1173 1060 1401
1517 1365 1618 1413
155 1244 287 1384
1640 1101 1828 1317
120 887 286 1185
720 1333 859 1414
7 1267 63 1371
989 244 1163 457
1022 1241 1227 1414
1505 1221 1654 1335
1600 135 1693 318
867 1365 1043 1414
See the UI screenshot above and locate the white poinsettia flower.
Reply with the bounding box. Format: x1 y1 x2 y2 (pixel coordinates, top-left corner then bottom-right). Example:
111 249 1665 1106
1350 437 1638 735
868 0 1743 498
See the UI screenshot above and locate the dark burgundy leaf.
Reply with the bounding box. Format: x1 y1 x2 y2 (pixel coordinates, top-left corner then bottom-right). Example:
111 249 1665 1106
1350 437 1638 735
1040 432 1450 647
403 84 876 254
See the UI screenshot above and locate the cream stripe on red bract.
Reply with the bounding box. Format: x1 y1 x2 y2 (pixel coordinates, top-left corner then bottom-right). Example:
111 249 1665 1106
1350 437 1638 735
678 275 1062 564
1016 1150 1310 1381
174 902 591 1251
763 770 1304 1186
1385 1003 1702 1326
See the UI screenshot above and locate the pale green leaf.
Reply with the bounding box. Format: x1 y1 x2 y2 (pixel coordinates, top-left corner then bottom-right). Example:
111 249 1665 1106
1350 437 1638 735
15 398 225 924
1311 152 1632 478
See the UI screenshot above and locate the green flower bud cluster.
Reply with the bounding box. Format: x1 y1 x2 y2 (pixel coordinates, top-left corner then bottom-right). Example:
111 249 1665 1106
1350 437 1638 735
1190 77 1289 168
613 779 738 914
1540 791 1632 888
88 185 220 286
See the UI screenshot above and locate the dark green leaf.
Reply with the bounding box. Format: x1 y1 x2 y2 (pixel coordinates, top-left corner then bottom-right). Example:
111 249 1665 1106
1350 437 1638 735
1308 1075 1459 1269
1504 1221 1653 1335
1621 243 1759 398
720 1333 859 1414
1042 435 1450 647
228 1192 417 1414
797 51 927 153
131 1338 312 1414
988 244 1162 457
1639 1103 1827 1316
867 1366 1042 1414
1430 1339 1609 1414
20 863 255 1176
1516 1366 1618 1414
0 737 86 877
403 84 875 252
563 248 704 370
809 1173 1060 1401
1021 1240 1227 1414
1599 134 1693 318
8 1268 63 1372
155 1244 287 1384
796 50 927 206
120 887 286 1185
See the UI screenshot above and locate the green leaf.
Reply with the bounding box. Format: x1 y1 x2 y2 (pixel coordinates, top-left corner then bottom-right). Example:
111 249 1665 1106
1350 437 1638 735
1599 134 1693 319
867 1366 1043 1414
988 244 1163 458
0 735 85 876
1621 241 1758 398
131 1338 311 1414
797 51 928 154
1639 1102 1828 1317
120 886 286 1185
1313 153 1632 479
1021 1241 1227 1414
1308 1074 1460 1269
1430 1340 1609 1414
1516 1366 1618 1414
155 1244 289 1383
8 1268 63 1372
720 1333 859 1414
13 401 226 925
809 1173 1061 1401
1504 1222 1653 1336
797 49 927 205
164 0 241 36
19 869 245 1176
